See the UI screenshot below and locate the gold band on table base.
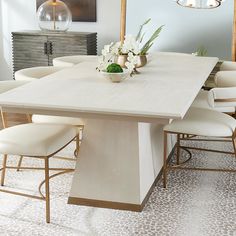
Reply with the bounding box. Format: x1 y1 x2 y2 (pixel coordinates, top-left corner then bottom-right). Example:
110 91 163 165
67 144 176 212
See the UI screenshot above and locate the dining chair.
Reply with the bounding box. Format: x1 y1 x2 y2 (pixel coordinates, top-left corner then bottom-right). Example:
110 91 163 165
162 107 236 188
220 61 236 71
14 66 65 81
13 66 84 170
53 55 97 67
192 88 236 116
0 119 79 223
214 71 236 87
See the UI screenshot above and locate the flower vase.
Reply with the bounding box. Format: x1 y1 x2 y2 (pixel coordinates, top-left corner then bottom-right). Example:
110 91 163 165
116 55 147 69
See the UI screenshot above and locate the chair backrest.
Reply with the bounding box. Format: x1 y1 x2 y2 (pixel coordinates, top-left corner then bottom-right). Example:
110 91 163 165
15 66 65 81
208 87 236 109
0 80 30 128
215 71 236 87
53 55 98 67
0 80 28 94
220 61 236 71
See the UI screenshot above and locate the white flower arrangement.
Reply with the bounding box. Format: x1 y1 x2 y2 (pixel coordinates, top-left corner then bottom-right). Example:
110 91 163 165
97 19 164 74
97 38 139 74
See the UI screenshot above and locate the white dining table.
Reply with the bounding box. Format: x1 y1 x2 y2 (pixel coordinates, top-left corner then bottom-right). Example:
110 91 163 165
0 53 218 211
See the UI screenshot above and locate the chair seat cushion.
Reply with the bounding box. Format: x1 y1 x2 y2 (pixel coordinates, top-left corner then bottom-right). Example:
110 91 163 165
164 107 236 137
32 115 84 126
192 90 235 113
0 123 78 157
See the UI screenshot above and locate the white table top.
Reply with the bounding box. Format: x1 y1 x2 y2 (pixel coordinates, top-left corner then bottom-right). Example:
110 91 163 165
0 53 218 122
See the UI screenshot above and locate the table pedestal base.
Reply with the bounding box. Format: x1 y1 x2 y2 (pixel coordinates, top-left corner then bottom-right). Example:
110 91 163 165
68 118 175 211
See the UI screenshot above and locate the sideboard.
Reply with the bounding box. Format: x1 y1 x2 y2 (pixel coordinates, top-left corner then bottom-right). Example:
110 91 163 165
12 30 97 76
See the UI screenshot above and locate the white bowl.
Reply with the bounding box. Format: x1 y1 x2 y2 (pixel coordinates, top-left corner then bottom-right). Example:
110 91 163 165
100 69 130 83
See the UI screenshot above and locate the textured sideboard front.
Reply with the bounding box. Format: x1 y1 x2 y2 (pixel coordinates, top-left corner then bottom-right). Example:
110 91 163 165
12 30 97 76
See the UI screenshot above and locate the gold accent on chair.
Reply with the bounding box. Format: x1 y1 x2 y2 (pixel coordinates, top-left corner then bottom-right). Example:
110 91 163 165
0 110 79 223
163 129 236 188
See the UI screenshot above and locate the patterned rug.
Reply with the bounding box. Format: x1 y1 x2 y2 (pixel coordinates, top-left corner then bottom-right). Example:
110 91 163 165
0 140 236 236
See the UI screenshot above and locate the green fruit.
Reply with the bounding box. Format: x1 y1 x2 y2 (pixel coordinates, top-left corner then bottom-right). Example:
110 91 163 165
106 63 123 73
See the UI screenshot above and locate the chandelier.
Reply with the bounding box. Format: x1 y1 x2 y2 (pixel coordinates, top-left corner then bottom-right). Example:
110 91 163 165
176 0 224 9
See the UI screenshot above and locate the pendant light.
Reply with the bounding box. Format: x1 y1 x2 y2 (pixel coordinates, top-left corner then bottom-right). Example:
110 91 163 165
176 0 224 9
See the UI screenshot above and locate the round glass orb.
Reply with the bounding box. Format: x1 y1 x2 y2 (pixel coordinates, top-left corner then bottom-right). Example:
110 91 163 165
37 0 72 32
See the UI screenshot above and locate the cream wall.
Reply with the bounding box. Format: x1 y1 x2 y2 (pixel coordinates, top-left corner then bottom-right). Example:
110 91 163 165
0 0 234 80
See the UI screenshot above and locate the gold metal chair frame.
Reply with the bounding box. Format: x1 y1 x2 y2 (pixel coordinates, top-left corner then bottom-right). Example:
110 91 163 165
163 129 236 188
0 133 79 223
0 111 83 171
0 109 80 223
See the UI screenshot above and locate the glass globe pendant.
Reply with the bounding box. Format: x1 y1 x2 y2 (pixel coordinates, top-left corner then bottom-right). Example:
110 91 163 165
176 0 222 9
37 0 72 31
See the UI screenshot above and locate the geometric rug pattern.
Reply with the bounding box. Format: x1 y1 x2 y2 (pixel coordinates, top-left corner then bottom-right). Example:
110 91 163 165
0 140 236 236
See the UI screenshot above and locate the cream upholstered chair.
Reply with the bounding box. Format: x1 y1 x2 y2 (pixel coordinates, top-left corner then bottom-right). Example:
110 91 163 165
162 107 236 188
220 61 236 71
192 88 236 115
14 66 65 81
0 81 79 223
53 55 97 67
0 80 29 93
214 71 236 87
14 66 84 158
0 122 79 223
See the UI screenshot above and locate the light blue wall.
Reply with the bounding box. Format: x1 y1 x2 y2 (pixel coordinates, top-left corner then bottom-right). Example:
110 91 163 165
127 0 234 60
0 0 234 80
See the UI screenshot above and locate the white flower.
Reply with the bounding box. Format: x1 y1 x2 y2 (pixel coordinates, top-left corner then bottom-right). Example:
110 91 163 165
101 43 113 56
121 35 140 55
97 34 141 73
127 52 138 64
125 61 135 73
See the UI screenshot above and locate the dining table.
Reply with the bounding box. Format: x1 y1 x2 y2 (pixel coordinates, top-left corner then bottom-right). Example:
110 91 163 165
0 52 218 211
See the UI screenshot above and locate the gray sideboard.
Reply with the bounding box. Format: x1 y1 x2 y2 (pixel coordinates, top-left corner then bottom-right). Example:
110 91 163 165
12 30 97 76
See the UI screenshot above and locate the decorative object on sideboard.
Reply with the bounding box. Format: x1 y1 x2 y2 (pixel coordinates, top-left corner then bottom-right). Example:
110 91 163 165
175 0 225 9
37 0 72 31
36 0 97 22
97 19 163 75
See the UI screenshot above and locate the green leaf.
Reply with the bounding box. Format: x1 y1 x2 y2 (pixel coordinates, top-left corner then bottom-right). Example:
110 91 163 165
196 46 207 57
136 18 151 42
140 25 164 55
141 42 154 55
140 33 146 44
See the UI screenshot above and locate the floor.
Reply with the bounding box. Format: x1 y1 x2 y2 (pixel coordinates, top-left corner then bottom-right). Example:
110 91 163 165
0 139 236 236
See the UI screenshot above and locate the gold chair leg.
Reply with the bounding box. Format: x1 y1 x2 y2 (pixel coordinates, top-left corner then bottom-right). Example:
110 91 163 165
17 155 23 171
1 154 7 186
176 134 180 165
163 131 168 188
44 157 50 223
233 138 236 158
74 135 80 158
0 110 8 129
